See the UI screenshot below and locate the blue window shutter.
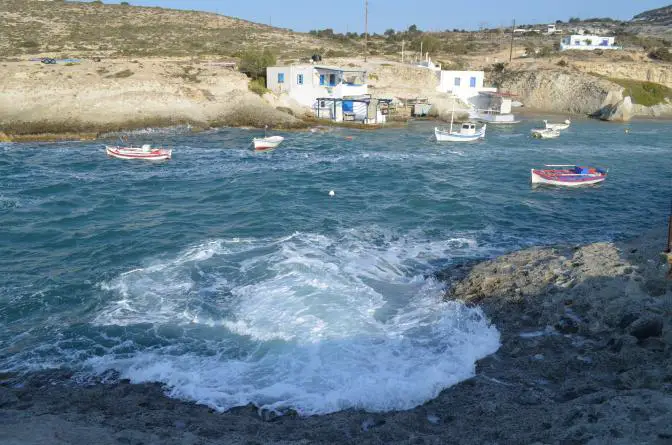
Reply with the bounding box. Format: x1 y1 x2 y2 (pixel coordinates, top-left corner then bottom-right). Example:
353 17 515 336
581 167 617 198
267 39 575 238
454 77 461 87
320 74 325 85
470 77 476 87
297 74 303 84
278 73 285 83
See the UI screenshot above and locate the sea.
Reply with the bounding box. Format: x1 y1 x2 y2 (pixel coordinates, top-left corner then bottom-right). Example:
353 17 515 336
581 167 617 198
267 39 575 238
1 119 670 415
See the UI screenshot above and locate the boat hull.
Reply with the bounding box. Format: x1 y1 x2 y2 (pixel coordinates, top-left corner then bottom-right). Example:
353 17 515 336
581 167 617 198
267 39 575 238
434 126 486 142
253 136 284 151
105 146 171 161
531 129 560 139
531 169 606 187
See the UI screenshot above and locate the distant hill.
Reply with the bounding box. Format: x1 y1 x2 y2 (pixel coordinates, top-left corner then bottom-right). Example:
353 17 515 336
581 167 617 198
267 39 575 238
0 0 356 59
633 4 672 26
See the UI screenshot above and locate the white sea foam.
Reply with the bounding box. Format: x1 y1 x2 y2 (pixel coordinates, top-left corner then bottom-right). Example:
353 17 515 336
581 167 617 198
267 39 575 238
90 229 500 415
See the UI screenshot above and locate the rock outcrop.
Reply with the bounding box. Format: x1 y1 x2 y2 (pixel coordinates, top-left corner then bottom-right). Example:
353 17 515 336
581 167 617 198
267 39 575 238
0 59 304 138
494 67 672 121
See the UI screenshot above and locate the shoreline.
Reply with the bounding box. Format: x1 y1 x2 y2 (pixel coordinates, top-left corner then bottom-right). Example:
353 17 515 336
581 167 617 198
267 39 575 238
2 227 670 444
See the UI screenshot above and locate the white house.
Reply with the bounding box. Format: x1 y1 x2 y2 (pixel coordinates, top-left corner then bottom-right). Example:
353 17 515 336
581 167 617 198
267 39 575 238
266 64 387 124
546 24 562 35
560 35 620 51
437 70 497 101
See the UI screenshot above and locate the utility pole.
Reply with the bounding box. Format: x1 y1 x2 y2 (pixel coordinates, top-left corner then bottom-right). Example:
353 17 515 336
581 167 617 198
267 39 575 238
509 18 515 62
401 40 405 63
364 0 369 62
420 40 423 62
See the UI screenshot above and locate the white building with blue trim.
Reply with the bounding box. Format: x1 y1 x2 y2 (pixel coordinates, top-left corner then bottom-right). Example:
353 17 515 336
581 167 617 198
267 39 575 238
560 35 620 51
437 70 497 101
266 64 387 124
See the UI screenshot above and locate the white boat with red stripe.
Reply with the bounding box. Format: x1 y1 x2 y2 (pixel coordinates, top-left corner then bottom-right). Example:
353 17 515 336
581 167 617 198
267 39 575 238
105 144 172 161
531 165 608 187
253 125 284 152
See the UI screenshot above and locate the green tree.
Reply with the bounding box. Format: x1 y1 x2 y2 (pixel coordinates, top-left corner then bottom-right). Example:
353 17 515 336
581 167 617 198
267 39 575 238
417 35 441 54
239 48 276 80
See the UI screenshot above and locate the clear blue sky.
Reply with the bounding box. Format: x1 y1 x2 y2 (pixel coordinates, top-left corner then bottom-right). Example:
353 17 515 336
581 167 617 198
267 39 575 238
94 0 670 32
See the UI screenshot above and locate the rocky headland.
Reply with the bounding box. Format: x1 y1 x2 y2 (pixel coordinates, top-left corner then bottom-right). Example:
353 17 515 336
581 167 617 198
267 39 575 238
2 227 670 445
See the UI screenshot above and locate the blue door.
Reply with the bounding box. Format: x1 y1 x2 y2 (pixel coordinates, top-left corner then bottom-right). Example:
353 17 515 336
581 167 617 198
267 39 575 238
470 77 476 88
320 74 325 85
329 74 336 86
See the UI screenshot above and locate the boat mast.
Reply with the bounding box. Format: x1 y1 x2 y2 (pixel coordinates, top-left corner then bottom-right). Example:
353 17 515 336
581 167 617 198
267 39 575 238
449 99 455 133
364 0 368 62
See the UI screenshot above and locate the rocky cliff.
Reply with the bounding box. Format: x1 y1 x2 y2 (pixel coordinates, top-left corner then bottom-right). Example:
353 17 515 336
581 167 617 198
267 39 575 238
493 67 672 121
0 58 303 138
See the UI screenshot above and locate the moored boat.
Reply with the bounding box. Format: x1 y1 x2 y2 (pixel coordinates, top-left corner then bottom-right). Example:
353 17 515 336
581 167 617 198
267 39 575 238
252 136 284 151
435 122 486 142
531 165 607 187
435 102 486 142
105 144 172 161
531 128 560 139
544 119 571 131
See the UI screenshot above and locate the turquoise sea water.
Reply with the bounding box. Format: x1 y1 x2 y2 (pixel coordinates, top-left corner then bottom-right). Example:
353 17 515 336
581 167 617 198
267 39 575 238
1 119 670 414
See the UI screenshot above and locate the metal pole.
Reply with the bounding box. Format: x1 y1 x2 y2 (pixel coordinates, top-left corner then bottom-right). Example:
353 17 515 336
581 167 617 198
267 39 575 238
401 40 405 63
364 0 368 62
509 19 515 62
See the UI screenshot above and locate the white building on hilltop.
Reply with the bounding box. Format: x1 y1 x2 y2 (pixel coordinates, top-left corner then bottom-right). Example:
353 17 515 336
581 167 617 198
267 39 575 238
266 64 388 124
560 35 620 51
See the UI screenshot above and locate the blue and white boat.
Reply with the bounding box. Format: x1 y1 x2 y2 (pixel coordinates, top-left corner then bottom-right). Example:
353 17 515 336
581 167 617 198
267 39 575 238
435 103 486 142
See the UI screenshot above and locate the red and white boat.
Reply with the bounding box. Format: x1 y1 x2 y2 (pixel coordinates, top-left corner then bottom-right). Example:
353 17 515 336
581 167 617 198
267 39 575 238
105 144 172 161
531 165 607 187
252 136 284 152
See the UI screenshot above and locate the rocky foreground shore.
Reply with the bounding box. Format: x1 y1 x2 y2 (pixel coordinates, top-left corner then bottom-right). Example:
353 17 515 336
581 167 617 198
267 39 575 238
2 228 671 445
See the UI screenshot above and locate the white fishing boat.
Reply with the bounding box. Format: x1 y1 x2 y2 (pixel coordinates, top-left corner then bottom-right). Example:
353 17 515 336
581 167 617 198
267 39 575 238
435 122 486 142
531 128 560 139
544 119 571 131
253 125 284 151
531 165 607 187
435 102 486 142
252 135 284 151
470 109 520 124
105 144 172 161
468 92 520 124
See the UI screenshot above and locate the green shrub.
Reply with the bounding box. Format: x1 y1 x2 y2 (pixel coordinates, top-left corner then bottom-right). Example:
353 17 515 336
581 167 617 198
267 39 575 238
106 69 134 78
19 40 39 48
649 47 672 62
608 78 672 106
248 78 269 96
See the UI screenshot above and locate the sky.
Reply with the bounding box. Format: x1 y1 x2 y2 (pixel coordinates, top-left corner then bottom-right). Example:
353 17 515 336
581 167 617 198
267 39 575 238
92 0 670 33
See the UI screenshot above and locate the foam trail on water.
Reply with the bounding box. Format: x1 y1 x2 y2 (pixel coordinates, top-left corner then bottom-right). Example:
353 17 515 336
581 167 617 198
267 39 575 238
90 229 500 415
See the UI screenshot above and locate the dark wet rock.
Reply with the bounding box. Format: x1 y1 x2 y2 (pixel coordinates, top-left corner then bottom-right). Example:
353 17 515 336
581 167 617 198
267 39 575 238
629 316 664 341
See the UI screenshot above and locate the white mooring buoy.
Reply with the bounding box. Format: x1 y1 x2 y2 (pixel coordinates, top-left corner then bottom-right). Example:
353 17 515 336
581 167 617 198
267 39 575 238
329 190 335 197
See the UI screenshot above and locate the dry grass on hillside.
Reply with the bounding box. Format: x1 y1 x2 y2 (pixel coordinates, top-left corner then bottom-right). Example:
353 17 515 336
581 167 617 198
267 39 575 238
0 0 357 59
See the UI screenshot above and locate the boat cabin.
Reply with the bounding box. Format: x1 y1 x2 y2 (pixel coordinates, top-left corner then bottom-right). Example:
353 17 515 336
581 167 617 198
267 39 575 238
459 122 478 135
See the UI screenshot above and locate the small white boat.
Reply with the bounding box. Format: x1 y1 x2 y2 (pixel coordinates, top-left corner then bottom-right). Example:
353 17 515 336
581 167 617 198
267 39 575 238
435 122 486 142
531 165 607 187
544 119 571 131
531 128 560 139
105 144 172 161
470 110 520 124
435 102 486 142
253 126 284 151
253 136 284 151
